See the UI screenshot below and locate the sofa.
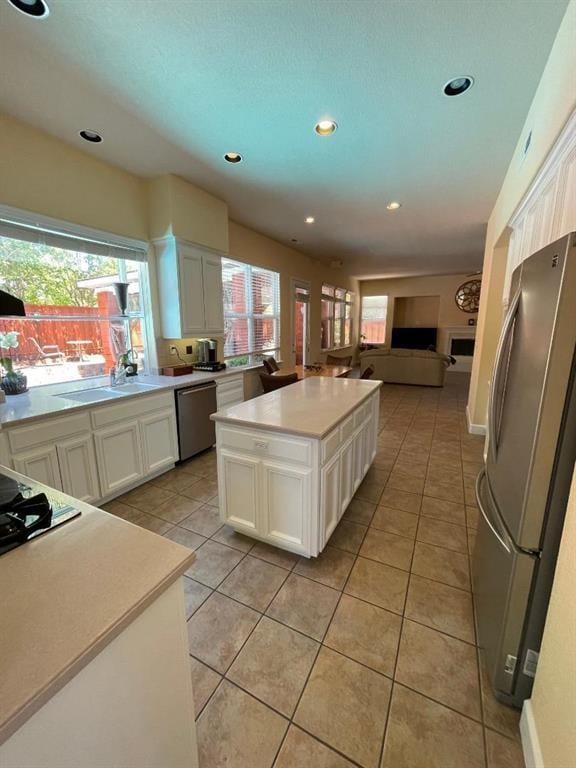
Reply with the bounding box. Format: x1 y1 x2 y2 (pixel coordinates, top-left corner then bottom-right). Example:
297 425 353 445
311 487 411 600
359 347 452 387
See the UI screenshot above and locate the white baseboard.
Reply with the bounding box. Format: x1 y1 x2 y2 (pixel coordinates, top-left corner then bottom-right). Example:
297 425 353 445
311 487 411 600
466 405 487 436
520 700 544 768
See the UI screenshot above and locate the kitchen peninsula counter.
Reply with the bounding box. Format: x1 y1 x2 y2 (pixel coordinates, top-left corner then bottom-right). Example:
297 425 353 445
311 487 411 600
0 466 197 767
211 378 382 557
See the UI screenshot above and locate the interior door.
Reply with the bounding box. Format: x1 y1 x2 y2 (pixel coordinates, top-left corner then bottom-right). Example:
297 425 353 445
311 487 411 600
486 235 574 548
292 280 310 365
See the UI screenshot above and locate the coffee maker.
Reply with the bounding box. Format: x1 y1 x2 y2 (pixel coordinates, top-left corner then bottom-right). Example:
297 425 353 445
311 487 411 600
194 339 226 371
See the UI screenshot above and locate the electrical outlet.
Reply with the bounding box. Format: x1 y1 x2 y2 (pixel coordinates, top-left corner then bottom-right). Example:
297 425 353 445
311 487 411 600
186 345 193 355
169 345 177 355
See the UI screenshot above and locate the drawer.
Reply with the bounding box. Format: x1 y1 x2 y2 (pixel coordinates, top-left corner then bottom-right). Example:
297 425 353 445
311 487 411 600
91 392 174 428
217 375 244 394
321 427 341 464
219 426 312 464
8 412 92 453
340 413 355 442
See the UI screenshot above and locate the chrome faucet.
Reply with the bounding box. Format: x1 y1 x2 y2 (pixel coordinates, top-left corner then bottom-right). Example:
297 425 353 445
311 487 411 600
109 355 129 387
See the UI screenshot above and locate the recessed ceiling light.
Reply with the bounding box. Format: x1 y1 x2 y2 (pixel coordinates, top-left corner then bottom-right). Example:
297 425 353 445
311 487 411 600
386 202 401 210
224 152 242 164
314 120 337 136
305 216 315 224
79 129 103 144
6 0 49 18
443 76 474 96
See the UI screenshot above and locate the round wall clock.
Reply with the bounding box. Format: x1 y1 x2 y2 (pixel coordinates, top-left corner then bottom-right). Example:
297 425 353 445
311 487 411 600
455 278 481 313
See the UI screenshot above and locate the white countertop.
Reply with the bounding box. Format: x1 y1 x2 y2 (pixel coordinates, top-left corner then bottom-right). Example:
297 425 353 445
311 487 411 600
211 377 382 438
0 365 262 428
0 466 194 744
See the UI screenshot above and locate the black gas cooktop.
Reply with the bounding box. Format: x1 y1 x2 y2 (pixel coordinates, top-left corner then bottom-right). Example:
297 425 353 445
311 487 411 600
0 472 80 557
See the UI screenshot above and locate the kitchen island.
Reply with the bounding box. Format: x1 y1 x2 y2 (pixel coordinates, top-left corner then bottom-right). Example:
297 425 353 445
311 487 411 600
211 377 381 557
0 467 198 768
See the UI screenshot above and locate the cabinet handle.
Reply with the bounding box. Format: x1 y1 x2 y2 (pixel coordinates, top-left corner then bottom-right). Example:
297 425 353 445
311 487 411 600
254 440 268 451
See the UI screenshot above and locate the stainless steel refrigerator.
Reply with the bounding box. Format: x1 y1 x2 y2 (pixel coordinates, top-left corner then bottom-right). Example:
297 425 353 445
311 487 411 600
473 232 576 707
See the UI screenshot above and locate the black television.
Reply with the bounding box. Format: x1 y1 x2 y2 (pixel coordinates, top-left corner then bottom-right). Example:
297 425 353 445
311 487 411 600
391 327 437 350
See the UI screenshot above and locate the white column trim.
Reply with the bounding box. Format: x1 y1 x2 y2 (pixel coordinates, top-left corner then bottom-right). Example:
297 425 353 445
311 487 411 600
520 700 544 768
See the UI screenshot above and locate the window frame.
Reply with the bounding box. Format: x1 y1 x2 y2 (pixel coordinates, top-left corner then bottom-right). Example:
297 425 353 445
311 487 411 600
222 258 281 366
0 205 153 388
360 294 388 344
321 283 354 351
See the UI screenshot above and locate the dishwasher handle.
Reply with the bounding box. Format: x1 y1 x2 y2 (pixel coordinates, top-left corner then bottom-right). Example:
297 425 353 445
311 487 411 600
177 383 217 396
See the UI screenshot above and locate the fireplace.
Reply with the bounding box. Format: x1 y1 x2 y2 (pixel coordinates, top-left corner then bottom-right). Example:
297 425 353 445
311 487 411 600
451 337 475 356
443 327 476 372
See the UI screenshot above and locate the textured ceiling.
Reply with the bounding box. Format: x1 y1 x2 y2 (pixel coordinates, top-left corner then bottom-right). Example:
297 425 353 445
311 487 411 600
0 0 568 276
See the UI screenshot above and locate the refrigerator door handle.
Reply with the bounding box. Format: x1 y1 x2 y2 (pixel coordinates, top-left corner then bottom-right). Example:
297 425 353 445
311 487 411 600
488 287 521 465
476 468 513 554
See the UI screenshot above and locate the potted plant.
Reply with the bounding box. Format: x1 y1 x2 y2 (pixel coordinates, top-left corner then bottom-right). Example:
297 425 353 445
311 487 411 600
0 331 28 395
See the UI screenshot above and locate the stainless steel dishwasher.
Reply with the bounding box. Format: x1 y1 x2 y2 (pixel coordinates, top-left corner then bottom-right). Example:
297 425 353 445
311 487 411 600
175 381 217 460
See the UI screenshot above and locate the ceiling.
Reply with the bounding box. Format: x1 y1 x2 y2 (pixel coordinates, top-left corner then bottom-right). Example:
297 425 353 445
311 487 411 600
0 0 568 277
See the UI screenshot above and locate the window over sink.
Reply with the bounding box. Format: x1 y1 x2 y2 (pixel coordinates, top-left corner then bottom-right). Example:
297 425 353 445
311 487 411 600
221 258 280 366
0 212 150 388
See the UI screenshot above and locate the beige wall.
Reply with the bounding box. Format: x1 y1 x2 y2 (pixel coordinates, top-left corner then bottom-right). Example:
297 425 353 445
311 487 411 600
361 273 478 351
0 114 148 241
529 473 576 768
467 0 576 428
393 295 440 328
229 221 359 365
148 174 229 252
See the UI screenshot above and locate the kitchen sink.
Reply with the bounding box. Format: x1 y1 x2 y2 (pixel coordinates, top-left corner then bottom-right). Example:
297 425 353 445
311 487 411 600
57 382 161 403
58 389 121 403
102 383 160 395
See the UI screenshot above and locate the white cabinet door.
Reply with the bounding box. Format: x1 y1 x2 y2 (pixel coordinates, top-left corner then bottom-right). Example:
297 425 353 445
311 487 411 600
352 428 364 492
140 409 178 475
94 421 143 496
202 254 224 334
339 437 355 516
261 460 312 555
321 452 341 548
57 434 100 503
13 445 62 490
361 420 372 476
179 245 206 336
219 450 260 532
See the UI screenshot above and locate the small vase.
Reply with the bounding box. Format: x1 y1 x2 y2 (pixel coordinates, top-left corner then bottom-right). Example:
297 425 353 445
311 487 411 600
1 372 28 396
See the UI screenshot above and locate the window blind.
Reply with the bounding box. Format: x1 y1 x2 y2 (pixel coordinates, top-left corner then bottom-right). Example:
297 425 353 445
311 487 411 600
0 215 148 262
222 258 280 359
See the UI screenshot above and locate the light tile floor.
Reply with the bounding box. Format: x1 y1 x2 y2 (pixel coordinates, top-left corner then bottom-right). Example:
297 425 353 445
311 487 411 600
104 373 525 768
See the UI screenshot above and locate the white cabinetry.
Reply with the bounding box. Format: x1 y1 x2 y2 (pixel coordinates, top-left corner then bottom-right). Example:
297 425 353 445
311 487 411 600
57 434 99 503
154 237 224 338
13 445 62 491
140 409 178 475
219 451 260 532
216 391 380 557
321 452 341 544
216 375 245 410
5 391 179 503
94 421 143 496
